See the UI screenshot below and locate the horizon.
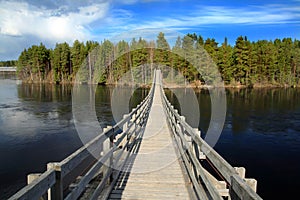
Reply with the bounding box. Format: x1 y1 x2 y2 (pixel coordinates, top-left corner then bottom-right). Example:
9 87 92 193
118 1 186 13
0 0 299 60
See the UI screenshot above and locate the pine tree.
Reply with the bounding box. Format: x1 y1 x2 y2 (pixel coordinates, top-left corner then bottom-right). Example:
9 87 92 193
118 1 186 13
155 32 171 71
233 36 250 85
156 32 170 50
218 37 233 84
71 40 85 79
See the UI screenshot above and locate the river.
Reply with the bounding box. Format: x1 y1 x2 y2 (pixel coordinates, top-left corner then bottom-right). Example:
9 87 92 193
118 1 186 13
0 74 300 199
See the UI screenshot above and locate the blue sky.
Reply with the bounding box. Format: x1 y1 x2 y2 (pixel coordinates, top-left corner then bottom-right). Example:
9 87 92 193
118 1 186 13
0 0 299 60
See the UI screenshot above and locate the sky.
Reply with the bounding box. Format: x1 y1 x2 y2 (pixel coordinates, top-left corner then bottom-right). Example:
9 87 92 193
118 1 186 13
0 0 299 60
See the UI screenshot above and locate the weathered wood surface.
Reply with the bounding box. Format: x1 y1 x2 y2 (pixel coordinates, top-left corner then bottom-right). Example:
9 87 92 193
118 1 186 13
160 70 263 200
108 70 190 200
8 169 56 200
9 70 263 200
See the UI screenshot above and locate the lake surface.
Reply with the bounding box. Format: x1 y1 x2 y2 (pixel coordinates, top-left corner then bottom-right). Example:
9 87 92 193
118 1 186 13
1 75 300 199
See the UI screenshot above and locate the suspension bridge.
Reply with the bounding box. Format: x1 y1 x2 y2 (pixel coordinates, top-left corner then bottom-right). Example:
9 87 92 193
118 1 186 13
9 70 262 200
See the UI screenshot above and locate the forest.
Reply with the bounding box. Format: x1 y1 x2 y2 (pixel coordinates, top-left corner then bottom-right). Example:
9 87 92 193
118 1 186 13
0 60 17 67
15 32 300 87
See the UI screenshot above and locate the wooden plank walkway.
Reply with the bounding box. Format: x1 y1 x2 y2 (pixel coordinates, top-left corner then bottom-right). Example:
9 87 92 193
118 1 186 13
108 70 190 199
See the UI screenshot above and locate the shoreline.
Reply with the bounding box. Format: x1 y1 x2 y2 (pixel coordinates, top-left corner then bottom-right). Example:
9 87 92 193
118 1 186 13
18 80 300 89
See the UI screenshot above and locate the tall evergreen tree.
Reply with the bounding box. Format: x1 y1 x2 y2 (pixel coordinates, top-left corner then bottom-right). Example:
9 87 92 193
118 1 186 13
155 32 170 69
218 37 233 84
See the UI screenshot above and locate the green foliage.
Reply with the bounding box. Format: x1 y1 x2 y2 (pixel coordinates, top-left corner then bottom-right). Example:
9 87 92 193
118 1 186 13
0 60 17 67
16 43 50 81
51 42 71 82
15 33 300 87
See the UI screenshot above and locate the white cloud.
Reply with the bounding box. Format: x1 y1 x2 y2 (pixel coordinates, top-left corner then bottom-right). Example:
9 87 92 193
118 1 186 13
0 1 109 43
133 4 300 30
92 3 300 41
113 0 169 4
0 1 299 60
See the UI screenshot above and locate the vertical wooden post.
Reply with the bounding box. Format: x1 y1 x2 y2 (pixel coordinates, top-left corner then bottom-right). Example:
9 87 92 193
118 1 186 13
109 131 114 183
192 129 200 159
103 126 113 184
191 129 200 181
27 174 48 200
229 176 240 200
129 110 137 146
246 179 257 192
234 167 258 192
27 173 41 184
120 114 128 148
234 167 246 179
47 163 63 200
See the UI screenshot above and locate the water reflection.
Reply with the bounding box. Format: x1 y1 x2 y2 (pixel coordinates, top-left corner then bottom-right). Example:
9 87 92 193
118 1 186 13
226 88 300 135
0 73 16 80
166 87 300 199
0 82 149 199
1 80 300 199
18 83 72 102
0 83 82 199
166 87 300 136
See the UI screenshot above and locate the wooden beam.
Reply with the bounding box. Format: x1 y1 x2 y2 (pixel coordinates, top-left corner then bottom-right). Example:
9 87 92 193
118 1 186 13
8 170 56 200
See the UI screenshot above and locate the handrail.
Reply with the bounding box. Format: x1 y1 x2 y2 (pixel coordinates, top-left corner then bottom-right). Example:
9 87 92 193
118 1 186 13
159 75 263 200
8 70 262 200
8 169 56 200
9 74 156 200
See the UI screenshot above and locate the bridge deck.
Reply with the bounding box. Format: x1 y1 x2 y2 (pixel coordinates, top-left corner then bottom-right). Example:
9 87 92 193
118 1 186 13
108 71 190 199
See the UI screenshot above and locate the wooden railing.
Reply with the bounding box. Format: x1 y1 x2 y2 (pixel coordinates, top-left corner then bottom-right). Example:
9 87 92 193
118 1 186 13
9 77 156 200
9 70 263 200
160 83 263 200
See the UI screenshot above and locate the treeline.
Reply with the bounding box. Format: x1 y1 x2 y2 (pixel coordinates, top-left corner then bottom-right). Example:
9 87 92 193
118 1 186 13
0 60 17 67
16 32 300 86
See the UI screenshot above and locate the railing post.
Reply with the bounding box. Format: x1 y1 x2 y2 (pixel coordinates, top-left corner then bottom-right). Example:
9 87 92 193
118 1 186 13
27 173 41 184
103 126 113 184
229 176 239 200
47 163 63 200
234 167 246 179
234 167 258 193
246 179 257 192
129 109 137 146
229 174 260 200
193 129 206 160
109 132 114 183
27 173 48 200
118 114 128 149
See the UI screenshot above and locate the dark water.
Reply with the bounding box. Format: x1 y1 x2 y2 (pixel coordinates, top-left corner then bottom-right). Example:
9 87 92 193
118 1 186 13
0 76 147 199
1 75 299 199
166 87 300 200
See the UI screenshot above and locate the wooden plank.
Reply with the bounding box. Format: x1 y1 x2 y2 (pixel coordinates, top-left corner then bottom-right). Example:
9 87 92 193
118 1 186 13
162 85 237 184
107 70 190 200
8 71 155 200
159 69 263 200
58 92 152 178
65 146 114 200
174 123 223 200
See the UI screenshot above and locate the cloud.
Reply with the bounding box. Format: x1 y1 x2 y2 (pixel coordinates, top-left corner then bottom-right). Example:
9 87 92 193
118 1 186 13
0 0 299 60
113 0 170 4
0 0 109 42
133 4 300 30
91 3 300 41
0 0 113 59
